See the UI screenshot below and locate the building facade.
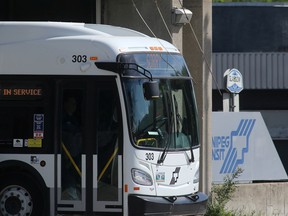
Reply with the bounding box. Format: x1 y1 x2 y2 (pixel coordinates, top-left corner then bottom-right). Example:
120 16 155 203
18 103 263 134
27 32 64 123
213 2 288 177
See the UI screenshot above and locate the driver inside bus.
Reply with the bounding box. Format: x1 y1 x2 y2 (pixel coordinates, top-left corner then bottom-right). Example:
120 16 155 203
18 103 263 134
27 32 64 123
61 95 82 200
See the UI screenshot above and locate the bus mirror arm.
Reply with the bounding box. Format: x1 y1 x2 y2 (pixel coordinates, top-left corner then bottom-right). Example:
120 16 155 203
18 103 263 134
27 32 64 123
95 62 160 100
95 62 153 80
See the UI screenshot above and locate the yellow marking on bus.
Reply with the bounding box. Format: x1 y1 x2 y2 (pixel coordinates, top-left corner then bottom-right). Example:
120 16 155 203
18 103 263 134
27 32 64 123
136 138 157 145
27 139 42 148
98 146 118 182
61 142 82 177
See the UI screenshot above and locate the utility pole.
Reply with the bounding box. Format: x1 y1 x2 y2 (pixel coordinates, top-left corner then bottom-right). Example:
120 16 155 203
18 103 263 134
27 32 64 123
183 0 212 195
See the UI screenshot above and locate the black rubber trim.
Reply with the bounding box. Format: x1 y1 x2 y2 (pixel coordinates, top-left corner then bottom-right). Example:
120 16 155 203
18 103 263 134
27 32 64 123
128 192 208 216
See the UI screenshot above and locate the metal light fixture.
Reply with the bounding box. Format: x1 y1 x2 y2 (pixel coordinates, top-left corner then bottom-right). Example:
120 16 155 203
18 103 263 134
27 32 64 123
172 7 193 25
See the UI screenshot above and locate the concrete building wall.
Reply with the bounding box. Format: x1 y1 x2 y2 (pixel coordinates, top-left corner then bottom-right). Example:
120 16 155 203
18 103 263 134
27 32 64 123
183 0 213 194
226 183 288 216
102 0 183 50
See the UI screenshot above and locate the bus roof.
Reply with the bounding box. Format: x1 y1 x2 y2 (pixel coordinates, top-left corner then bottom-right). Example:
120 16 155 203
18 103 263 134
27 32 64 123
0 22 178 51
0 22 180 75
0 22 150 43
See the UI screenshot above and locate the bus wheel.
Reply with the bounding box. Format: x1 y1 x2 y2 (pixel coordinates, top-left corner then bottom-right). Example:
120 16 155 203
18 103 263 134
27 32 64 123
0 173 44 216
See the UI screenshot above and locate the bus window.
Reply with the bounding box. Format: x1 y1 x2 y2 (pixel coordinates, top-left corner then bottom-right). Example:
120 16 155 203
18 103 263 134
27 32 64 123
61 89 83 200
0 106 45 148
0 79 51 152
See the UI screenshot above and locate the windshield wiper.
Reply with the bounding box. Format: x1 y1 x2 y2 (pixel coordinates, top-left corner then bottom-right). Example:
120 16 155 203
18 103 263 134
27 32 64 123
188 136 195 163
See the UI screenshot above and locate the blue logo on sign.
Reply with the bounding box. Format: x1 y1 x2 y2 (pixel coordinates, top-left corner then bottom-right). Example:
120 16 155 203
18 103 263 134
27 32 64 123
227 83 242 93
212 119 256 174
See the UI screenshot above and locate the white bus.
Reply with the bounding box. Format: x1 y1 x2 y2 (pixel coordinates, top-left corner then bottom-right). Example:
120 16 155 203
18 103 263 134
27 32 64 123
0 22 207 216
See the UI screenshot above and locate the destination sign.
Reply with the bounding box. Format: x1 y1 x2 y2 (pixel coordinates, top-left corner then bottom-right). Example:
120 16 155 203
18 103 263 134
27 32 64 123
0 83 43 100
1 88 42 96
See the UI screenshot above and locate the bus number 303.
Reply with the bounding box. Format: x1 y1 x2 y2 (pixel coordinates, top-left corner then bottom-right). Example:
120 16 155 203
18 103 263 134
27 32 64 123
72 55 87 63
145 153 154 160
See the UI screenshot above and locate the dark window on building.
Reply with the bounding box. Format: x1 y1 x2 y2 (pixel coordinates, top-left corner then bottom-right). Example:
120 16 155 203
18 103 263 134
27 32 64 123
213 5 288 52
0 0 96 23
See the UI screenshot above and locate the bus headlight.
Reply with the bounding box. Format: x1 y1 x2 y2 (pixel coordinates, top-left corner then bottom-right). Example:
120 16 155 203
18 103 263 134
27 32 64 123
131 168 153 186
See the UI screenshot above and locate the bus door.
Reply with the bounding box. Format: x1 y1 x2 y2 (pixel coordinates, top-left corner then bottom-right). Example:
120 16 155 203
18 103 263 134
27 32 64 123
57 77 123 214
93 79 123 214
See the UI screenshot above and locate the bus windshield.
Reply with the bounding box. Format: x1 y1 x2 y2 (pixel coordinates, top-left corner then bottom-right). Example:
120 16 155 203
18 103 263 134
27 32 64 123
120 53 199 151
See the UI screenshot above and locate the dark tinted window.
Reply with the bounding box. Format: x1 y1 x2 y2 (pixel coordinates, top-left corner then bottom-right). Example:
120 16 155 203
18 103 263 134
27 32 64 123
0 0 96 22
0 77 54 153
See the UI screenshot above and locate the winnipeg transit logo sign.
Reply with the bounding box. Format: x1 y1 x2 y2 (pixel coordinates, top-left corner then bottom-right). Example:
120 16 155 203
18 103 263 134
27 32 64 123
212 119 256 174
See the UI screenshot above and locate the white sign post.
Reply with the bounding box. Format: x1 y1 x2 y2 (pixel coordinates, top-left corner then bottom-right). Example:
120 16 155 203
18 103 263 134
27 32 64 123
223 68 243 112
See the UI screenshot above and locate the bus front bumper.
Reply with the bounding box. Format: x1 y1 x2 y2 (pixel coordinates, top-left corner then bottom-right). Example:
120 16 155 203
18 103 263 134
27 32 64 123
128 192 208 216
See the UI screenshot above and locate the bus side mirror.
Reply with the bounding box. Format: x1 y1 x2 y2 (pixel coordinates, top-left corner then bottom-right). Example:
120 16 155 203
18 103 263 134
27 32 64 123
143 81 160 100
